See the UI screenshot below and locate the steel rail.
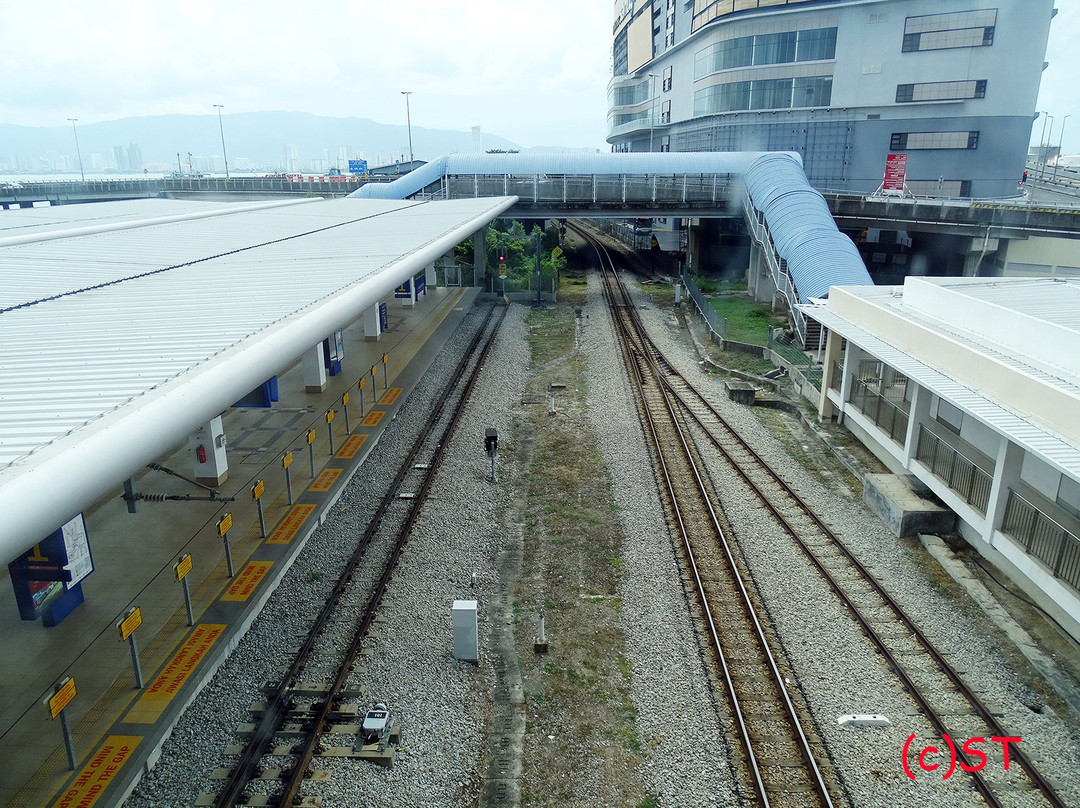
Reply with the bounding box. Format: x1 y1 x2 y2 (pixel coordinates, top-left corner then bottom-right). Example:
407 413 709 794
653 354 1067 808
214 303 506 808
586 226 834 808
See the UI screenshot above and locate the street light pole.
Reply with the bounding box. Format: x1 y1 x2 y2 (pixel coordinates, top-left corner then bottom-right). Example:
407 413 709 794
647 73 658 152
67 118 85 181
1037 111 1050 181
401 91 414 165
1053 114 1071 184
213 104 230 179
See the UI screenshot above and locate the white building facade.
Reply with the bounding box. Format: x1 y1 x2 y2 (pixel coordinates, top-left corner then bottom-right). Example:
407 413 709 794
804 277 1080 641
608 0 1056 196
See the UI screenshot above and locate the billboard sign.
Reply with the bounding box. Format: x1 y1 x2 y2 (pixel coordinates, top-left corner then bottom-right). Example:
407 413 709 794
883 153 908 193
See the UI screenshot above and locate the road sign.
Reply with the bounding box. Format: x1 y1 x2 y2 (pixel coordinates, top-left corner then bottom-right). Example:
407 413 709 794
498 262 507 271
348 159 368 174
552 246 563 258
46 677 76 719
117 607 142 642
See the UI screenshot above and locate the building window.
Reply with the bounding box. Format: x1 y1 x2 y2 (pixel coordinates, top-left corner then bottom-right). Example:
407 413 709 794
890 131 979 150
663 65 673 92
902 9 997 52
694 27 836 79
611 82 651 107
896 79 987 103
661 100 672 124
613 30 629 77
694 75 832 115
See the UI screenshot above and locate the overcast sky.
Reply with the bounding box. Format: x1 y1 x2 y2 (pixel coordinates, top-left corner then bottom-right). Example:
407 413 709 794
0 1 1076 153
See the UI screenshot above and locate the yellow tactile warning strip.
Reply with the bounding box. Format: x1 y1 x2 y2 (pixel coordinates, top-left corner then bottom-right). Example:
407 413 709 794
309 468 342 492
51 735 142 808
266 504 316 544
379 387 403 405
124 624 226 724
362 410 385 427
336 434 368 459
221 561 274 602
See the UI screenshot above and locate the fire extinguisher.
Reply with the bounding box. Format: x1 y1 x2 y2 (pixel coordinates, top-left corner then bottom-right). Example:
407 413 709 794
196 444 207 463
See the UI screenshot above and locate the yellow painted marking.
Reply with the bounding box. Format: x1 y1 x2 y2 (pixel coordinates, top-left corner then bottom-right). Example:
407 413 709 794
125 625 226 723
362 410 385 427
52 735 142 808
117 608 142 642
310 468 342 492
379 387 403 406
267 504 316 544
47 678 76 719
336 434 368 459
221 561 274 602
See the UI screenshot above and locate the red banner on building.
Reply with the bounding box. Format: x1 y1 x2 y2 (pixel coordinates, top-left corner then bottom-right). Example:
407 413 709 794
883 153 908 192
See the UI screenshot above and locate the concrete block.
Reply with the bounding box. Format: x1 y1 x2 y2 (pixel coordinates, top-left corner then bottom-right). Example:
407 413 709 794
863 473 955 537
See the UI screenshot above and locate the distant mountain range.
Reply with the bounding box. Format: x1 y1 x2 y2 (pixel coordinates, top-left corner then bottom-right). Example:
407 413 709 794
0 111 527 173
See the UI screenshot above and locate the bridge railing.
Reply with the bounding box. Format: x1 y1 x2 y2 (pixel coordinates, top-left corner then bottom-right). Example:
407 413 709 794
742 191 809 345
444 173 734 207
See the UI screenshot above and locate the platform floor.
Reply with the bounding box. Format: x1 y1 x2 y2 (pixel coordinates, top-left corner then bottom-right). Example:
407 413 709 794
0 284 480 808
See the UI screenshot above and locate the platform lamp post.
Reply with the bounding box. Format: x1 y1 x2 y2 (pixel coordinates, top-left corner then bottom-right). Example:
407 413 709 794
1053 114 1071 184
401 91 414 165
213 104 230 179
67 118 85 181
647 73 658 153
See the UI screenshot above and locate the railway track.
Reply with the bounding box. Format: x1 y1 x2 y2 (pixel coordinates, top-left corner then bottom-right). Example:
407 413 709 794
574 221 1067 808
203 303 507 808
584 224 835 808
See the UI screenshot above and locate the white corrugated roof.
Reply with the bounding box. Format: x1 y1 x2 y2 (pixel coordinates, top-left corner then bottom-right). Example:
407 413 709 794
803 299 1080 480
0 195 516 564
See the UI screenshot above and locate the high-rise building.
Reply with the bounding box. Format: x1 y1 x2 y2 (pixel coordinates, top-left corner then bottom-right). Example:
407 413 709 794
608 0 1056 196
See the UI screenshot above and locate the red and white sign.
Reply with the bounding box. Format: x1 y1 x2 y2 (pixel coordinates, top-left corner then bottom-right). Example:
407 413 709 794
883 153 908 192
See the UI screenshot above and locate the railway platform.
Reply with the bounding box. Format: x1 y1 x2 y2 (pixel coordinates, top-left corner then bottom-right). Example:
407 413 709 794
0 283 480 808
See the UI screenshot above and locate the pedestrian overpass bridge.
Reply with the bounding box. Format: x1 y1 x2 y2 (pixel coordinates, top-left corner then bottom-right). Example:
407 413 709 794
353 151 872 345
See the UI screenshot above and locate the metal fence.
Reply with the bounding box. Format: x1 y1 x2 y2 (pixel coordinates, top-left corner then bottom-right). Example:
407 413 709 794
769 329 821 391
1002 491 1080 592
680 271 728 342
847 377 909 445
915 427 993 514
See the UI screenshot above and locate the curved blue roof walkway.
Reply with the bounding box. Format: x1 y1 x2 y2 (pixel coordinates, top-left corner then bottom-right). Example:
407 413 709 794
352 151 872 339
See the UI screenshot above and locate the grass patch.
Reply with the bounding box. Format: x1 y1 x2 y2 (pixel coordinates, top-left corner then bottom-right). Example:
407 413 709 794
708 294 785 345
514 302 649 806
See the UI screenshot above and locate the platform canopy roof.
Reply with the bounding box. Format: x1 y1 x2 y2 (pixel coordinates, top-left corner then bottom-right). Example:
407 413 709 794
0 195 515 565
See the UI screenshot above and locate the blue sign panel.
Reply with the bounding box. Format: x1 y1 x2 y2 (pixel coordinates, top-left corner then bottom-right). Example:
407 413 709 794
348 159 368 175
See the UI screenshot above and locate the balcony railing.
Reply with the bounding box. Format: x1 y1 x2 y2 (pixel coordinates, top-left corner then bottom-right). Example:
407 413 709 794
828 360 842 392
848 377 909 445
1001 491 1080 592
915 427 992 514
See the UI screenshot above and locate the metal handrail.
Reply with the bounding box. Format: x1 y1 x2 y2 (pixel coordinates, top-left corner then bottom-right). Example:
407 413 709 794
1002 491 1080 591
915 426 992 514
